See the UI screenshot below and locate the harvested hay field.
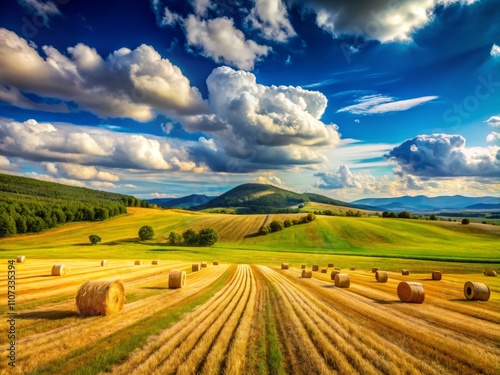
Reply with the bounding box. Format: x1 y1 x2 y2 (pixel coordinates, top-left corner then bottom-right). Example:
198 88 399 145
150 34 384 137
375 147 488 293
0 260 499 374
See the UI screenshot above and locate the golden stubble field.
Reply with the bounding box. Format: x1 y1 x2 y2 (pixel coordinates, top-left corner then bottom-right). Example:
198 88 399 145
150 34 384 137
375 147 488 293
1 259 499 374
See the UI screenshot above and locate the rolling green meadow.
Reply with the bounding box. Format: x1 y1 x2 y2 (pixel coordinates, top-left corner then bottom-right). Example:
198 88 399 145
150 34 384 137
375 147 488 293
2 207 499 274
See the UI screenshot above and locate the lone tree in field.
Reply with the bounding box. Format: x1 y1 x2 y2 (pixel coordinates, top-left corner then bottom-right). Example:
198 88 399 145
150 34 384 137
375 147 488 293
89 234 102 245
198 228 219 246
462 218 470 225
138 225 154 241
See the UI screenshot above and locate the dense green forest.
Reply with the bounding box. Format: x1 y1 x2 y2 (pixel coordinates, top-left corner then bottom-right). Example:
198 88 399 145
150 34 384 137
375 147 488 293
0 173 150 237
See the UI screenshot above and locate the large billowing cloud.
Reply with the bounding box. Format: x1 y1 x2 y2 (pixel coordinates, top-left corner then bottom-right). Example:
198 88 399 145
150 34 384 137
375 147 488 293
246 0 296 42
385 134 500 178
337 94 438 114
294 0 478 43
0 119 207 173
184 16 271 70
183 66 340 171
0 28 207 121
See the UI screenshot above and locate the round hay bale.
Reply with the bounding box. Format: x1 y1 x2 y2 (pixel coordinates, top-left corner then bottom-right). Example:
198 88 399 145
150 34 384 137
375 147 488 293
201 262 207 268
349 266 356 271
301 264 306 269
376 271 388 283
101 260 107 266
76 280 125 316
192 263 200 272
335 273 350 288
328 263 334 268
281 263 289 270
134 260 142 265
330 270 341 280
302 270 312 278
484 269 497 277
397 282 425 303
464 281 490 301
152 260 160 265
432 271 442 280
371 267 379 273
321 268 327 273
213 261 219 266
169 270 186 289
16 256 26 263
52 264 66 276
402 269 410 276
312 265 319 271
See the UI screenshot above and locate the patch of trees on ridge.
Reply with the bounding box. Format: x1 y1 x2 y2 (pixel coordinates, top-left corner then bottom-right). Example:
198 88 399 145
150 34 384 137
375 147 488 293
0 173 151 237
168 228 219 246
259 213 316 235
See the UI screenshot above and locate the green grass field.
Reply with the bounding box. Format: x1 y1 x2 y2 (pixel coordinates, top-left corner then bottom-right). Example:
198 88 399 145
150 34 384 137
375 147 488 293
1 207 499 273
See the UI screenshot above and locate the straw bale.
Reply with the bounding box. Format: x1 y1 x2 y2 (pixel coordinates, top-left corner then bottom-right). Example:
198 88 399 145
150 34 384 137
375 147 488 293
464 281 490 301
169 270 186 289
397 282 425 303
76 280 125 316
335 273 350 288
52 264 66 276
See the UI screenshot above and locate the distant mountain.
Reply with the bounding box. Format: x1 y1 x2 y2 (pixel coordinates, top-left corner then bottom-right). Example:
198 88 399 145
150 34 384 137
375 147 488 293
191 184 378 213
303 193 378 211
148 194 215 208
352 195 500 211
193 184 308 212
465 203 500 210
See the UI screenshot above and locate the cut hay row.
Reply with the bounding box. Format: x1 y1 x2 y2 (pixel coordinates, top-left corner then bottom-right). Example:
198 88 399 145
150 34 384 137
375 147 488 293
259 266 427 374
291 269 500 374
113 265 250 375
6 260 187 307
10 265 230 373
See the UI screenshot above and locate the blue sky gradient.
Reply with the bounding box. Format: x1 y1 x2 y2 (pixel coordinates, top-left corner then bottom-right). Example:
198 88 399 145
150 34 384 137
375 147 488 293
0 0 499 200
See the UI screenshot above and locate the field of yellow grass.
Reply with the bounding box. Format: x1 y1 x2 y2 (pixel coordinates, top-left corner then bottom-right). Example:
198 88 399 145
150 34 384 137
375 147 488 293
1 259 498 374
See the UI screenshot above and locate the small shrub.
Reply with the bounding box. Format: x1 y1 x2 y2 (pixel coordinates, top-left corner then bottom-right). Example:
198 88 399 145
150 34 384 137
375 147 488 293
89 234 101 245
259 225 270 235
462 218 470 225
284 219 292 227
269 220 284 232
306 213 316 222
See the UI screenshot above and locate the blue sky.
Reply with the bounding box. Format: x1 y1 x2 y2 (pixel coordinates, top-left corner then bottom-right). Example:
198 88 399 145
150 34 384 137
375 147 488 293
0 0 499 200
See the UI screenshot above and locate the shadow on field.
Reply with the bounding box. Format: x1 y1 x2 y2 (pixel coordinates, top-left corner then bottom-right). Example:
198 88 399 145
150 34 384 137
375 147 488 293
373 299 403 305
17 310 78 320
244 232 261 238
321 285 336 289
148 248 202 254
141 286 169 290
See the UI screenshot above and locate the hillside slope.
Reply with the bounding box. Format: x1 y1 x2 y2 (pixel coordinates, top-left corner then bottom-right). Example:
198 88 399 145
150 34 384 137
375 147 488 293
148 194 215 208
193 183 309 212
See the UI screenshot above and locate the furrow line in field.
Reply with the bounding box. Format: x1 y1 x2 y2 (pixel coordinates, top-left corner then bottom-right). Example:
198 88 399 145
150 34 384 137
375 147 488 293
189 265 253 375
293 270 500 375
220 265 257 375
111 264 245 375
258 266 332 374
152 264 251 374
13 265 229 373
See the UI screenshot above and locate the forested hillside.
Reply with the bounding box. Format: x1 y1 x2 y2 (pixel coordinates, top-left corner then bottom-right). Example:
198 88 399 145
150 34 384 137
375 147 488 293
0 173 150 237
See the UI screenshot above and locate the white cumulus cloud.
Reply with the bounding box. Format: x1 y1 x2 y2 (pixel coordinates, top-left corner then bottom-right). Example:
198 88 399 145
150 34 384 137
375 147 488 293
184 66 341 171
294 0 478 43
0 28 207 121
491 44 500 57
184 16 271 70
385 134 500 178
486 115 500 127
246 0 296 42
